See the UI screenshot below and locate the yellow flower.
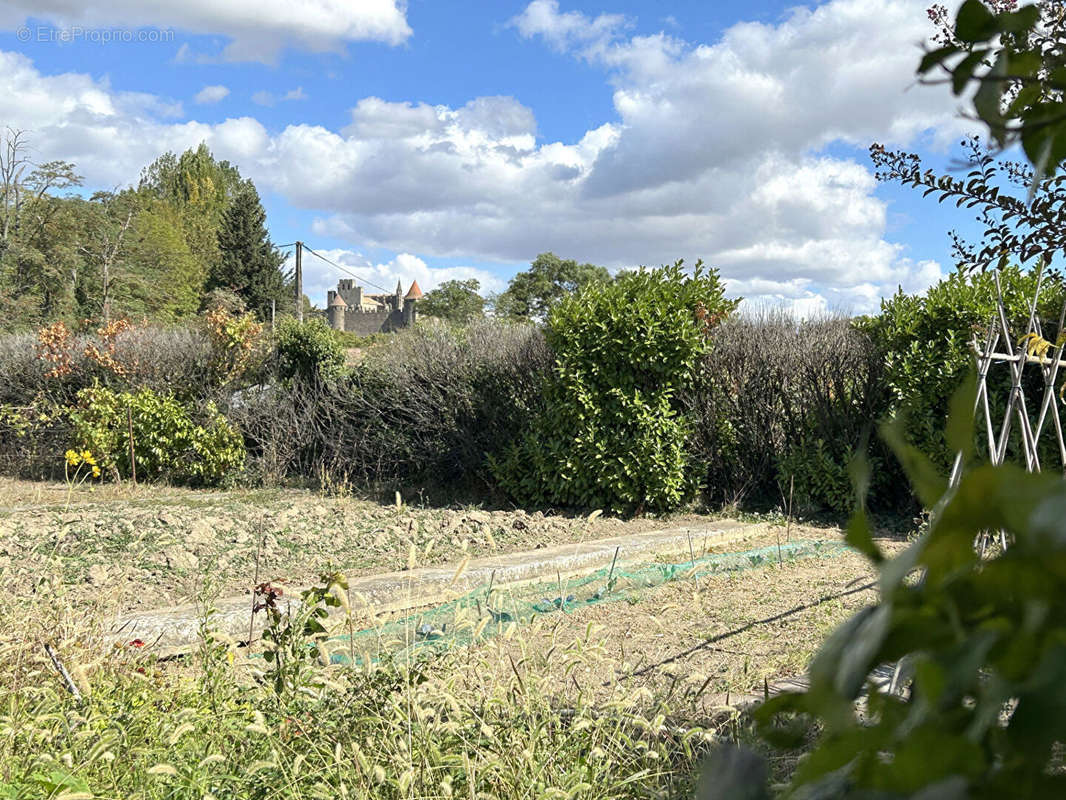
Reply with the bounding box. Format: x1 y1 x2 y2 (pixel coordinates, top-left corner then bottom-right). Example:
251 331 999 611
81 449 94 463
92 465 101 478
65 449 80 467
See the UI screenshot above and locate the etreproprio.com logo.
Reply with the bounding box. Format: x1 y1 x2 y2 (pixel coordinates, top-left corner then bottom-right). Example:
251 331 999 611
16 26 175 45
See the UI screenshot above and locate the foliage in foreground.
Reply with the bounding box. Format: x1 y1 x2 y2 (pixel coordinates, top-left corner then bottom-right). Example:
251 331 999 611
707 380 1066 798
0 590 706 800
493 261 736 514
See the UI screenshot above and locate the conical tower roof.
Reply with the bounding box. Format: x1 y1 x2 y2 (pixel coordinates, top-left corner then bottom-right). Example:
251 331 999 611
395 279 403 295
404 280 423 299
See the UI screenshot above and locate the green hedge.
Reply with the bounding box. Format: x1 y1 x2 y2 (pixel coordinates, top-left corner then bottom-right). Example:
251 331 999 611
491 262 737 514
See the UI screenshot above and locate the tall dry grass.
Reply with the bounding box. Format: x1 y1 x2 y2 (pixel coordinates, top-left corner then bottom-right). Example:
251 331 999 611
0 550 711 800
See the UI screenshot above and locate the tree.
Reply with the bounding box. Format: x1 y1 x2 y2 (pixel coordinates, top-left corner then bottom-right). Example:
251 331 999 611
211 182 287 320
869 136 1066 271
493 252 609 321
417 279 485 323
138 143 245 288
119 202 201 321
0 130 86 326
920 1 1066 178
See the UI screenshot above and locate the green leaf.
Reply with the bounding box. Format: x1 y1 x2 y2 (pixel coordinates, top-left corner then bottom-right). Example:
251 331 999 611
918 44 961 75
973 51 1008 141
998 4 1041 33
945 371 977 463
952 50 990 94
955 0 998 43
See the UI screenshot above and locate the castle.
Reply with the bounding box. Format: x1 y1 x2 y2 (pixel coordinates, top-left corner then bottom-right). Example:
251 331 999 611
323 278 422 335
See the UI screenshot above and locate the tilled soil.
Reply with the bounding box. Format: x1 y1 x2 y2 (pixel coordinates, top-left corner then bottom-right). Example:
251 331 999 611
0 478 828 614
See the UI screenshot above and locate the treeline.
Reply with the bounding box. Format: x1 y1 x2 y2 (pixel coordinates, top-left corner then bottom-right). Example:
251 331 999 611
0 132 292 330
0 262 1053 516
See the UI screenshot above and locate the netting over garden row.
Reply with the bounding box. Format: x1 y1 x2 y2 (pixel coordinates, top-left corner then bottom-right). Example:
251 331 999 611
323 539 852 665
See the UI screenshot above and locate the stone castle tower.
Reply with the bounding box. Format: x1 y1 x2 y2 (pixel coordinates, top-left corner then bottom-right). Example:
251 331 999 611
323 278 422 335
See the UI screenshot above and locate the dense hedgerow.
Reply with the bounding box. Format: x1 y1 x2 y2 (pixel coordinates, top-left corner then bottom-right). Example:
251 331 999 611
0 313 261 483
686 310 890 514
2 266 1061 512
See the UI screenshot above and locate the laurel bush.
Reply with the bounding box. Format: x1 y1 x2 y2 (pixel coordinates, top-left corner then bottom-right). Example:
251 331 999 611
492 261 737 513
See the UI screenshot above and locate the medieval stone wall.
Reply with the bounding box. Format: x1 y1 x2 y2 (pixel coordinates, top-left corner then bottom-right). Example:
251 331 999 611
342 309 408 335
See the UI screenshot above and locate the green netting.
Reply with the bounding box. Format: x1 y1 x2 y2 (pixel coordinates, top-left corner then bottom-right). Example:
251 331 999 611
324 539 852 666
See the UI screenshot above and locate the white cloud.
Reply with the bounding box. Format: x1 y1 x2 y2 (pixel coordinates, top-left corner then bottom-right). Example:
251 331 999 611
0 0 971 314
511 0 630 57
252 87 307 106
285 249 506 309
0 0 411 62
194 84 229 104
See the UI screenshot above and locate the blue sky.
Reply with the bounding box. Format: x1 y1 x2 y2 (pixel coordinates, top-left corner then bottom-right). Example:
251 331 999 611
0 0 982 313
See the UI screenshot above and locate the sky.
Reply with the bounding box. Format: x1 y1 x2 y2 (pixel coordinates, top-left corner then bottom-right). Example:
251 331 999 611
0 0 984 315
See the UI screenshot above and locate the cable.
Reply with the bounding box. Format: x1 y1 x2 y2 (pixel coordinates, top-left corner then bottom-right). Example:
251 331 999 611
302 245 394 295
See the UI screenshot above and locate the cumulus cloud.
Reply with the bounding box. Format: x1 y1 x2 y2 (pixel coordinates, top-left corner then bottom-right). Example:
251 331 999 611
285 249 506 309
0 0 411 62
0 0 972 313
194 84 229 104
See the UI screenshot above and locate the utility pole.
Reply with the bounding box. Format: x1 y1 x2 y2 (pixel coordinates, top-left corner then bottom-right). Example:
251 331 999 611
295 240 304 322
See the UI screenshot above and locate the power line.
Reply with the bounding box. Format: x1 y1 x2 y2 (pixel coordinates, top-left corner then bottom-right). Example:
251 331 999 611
302 244 393 295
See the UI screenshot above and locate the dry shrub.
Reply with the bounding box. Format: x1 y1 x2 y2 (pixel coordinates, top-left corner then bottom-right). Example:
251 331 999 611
686 309 892 512
0 324 239 480
233 319 552 495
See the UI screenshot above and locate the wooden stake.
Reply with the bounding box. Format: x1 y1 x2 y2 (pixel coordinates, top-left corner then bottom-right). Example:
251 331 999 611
606 546 620 587
785 475 794 544
44 642 82 702
126 406 137 486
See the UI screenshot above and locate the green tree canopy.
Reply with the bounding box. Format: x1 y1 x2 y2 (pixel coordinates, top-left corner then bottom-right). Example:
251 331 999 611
417 279 485 323
211 182 288 320
494 252 610 321
138 142 245 288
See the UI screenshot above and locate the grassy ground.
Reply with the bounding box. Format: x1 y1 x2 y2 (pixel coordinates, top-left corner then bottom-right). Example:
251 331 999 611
0 479 902 799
